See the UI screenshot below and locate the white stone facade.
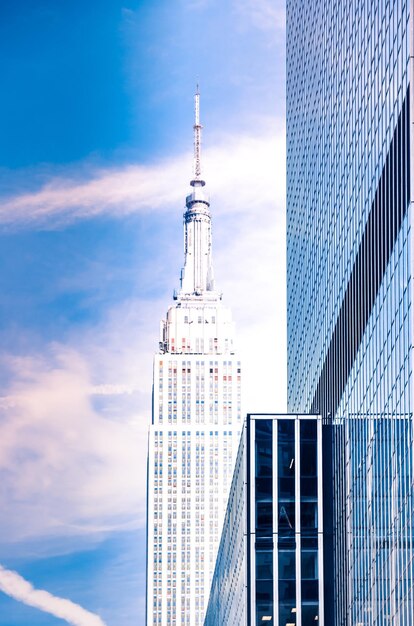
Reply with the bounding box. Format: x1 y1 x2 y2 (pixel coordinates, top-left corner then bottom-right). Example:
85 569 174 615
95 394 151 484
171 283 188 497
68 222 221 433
146 92 242 626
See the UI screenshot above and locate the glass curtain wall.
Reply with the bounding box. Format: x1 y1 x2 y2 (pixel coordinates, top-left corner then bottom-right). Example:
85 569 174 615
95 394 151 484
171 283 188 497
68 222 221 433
286 1 414 624
251 415 323 626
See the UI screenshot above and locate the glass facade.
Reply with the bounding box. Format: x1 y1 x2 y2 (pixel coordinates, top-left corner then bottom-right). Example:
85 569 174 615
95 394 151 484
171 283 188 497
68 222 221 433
204 414 324 626
286 1 414 624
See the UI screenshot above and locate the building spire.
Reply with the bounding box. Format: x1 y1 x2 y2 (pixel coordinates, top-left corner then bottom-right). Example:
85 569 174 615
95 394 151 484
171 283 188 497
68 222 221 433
191 86 205 187
175 87 221 300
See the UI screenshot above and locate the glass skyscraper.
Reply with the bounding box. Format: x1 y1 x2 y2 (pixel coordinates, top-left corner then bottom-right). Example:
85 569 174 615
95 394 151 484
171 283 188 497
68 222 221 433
286 1 413 625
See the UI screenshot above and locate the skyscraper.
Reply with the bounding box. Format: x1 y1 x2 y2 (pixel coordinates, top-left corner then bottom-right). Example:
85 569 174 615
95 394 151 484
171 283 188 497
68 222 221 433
286 1 413 625
146 91 242 626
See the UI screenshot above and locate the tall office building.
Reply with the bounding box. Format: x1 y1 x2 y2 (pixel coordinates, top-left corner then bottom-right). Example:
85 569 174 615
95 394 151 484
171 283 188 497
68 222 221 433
146 92 242 626
287 1 413 625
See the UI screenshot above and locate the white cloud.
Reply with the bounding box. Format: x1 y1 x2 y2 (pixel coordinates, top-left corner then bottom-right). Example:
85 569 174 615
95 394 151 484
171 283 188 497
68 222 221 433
0 160 183 228
0 121 283 229
90 384 137 396
0 564 106 626
217 204 287 413
0 118 287 547
0 323 151 544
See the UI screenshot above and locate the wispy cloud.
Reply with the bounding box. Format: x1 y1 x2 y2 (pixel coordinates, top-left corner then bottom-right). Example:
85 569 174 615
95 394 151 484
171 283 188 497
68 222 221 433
0 319 152 544
0 564 106 626
0 119 286 548
0 160 183 228
90 384 137 396
0 121 283 229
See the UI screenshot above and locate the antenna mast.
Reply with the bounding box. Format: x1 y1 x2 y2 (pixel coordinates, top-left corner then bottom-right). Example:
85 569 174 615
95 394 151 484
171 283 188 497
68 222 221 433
192 85 203 185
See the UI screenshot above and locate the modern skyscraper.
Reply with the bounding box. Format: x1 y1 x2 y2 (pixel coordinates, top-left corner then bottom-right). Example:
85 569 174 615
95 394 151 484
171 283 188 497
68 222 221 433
286 1 413 625
204 413 324 626
146 91 242 626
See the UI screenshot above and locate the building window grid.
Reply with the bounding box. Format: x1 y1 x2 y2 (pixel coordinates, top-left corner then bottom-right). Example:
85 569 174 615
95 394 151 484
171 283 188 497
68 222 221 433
150 355 240 622
287 0 412 624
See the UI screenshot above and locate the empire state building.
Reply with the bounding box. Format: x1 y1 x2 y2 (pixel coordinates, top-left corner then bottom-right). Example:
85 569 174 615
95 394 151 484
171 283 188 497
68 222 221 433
146 91 242 626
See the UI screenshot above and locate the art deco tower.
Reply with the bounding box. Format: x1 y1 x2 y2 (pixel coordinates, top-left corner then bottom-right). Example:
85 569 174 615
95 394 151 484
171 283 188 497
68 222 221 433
146 91 242 626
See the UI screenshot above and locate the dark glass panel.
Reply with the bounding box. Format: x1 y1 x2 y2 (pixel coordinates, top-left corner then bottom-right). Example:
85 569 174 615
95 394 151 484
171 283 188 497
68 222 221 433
300 419 317 440
256 550 273 580
300 442 317 476
301 604 319 626
279 580 296 602
279 604 297 625
278 445 295 477
256 419 273 438
300 477 317 499
256 536 274 549
278 420 295 441
256 580 273 603
278 550 295 579
301 551 318 579
256 441 273 477
278 476 295 500
257 605 273 625
277 530 296 550
300 537 318 549
256 420 273 532
256 501 273 533
301 502 318 529
301 580 318 601
278 502 295 532
256 476 272 499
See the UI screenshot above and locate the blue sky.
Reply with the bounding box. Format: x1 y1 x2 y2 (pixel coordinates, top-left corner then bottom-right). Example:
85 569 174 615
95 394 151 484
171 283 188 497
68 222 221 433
0 1 286 624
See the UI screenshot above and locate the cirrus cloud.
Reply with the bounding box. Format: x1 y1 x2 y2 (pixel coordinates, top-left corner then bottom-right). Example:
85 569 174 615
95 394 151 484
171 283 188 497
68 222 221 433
0 118 286 549
0 120 284 230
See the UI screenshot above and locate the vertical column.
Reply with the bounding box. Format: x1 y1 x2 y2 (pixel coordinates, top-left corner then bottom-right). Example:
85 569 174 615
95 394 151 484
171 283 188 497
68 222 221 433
277 419 297 625
299 420 319 625
254 419 274 623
